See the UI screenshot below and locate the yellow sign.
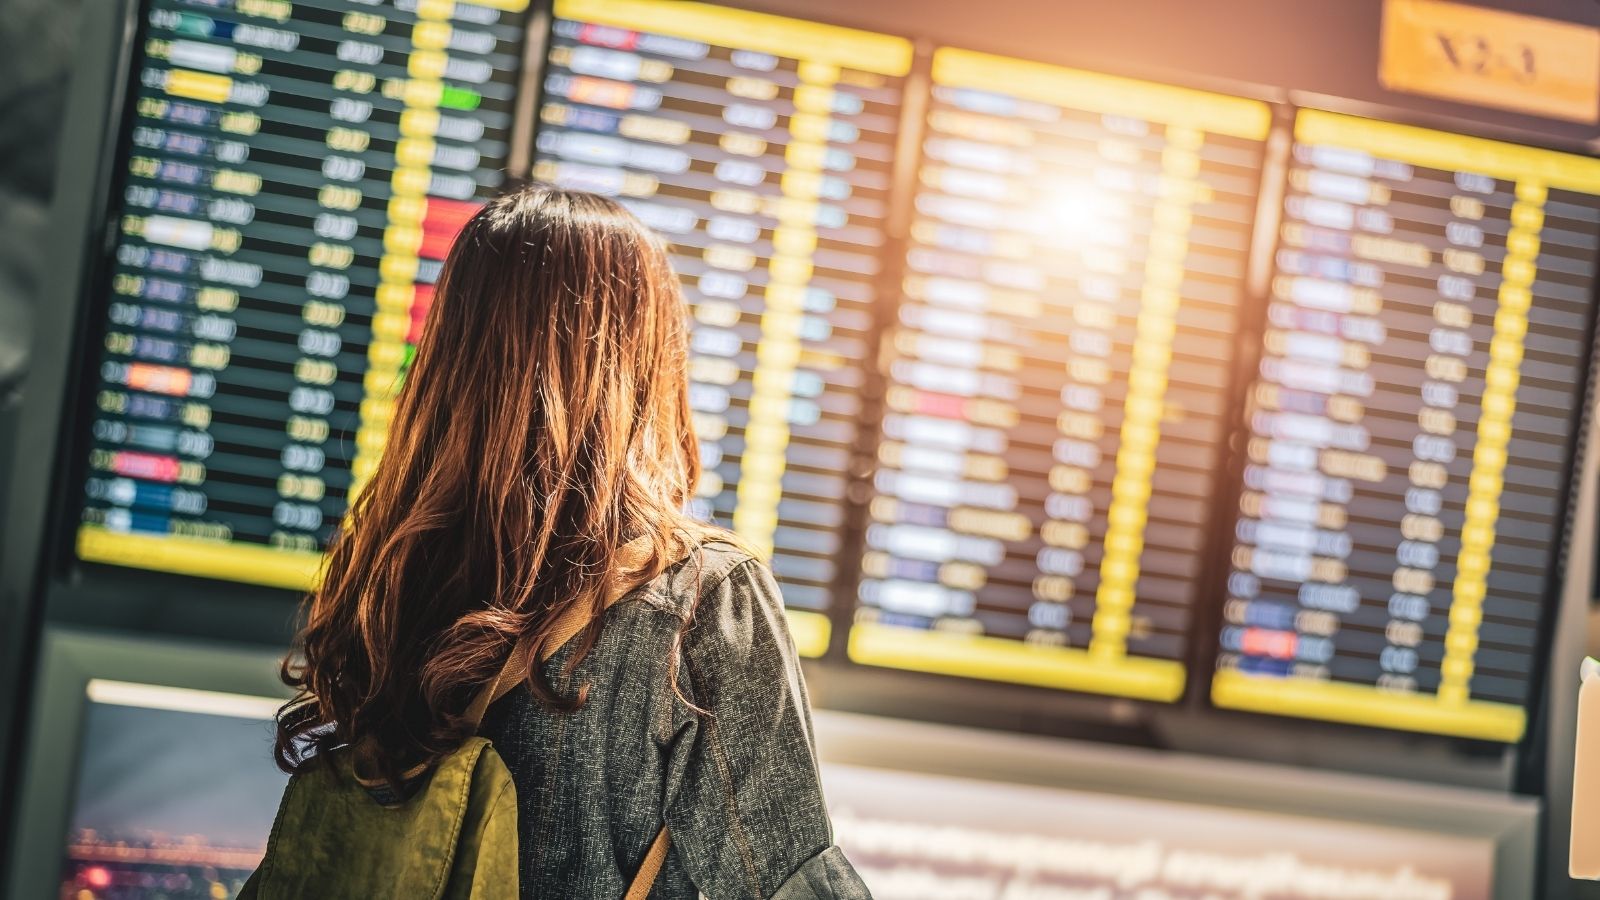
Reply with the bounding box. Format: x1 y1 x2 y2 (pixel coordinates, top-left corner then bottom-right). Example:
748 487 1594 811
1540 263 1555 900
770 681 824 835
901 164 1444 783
1381 0 1600 123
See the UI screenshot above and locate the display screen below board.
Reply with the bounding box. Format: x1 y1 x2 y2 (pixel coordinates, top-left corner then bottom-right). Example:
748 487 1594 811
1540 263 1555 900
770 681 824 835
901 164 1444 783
58 680 287 900
847 47 1270 703
1211 110 1600 742
825 763 1498 898
76 0 534 589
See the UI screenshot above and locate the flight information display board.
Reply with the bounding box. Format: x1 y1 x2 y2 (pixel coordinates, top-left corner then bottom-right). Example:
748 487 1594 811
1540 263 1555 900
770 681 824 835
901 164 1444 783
59 0 1600 740
76 0 532 590
847 48 1270 701
1211 111 1600 741
531 0 911 656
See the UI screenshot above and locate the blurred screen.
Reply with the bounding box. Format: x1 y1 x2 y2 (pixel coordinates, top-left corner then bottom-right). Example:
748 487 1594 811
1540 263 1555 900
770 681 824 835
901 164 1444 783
59 680 286 900
75 0 534 590
823 763 1497 900
849 49 1269 701
531 0 912 655
1211 111 1600 741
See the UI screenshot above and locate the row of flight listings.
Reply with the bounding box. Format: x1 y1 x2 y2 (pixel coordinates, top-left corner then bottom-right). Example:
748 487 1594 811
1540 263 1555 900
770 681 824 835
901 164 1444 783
72 0 1600 744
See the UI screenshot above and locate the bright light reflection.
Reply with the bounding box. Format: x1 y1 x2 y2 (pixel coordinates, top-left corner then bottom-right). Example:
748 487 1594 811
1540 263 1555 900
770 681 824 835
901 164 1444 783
1032 177 1132 251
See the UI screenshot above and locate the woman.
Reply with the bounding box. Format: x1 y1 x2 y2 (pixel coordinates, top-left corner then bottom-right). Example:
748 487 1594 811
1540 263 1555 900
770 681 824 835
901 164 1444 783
274 186 870 898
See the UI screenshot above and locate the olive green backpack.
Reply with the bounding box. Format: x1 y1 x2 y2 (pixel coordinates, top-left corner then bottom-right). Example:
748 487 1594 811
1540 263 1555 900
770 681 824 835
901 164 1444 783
240 545 674 900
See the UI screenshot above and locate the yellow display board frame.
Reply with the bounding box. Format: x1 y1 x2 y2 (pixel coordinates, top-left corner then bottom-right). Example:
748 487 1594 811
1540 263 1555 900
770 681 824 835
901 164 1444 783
1213 669 1526 742
77 526 832 657
932 47 1271 140
78 525 324 591
554 0 912 76
1296 109 1600 193
850 624 1187 702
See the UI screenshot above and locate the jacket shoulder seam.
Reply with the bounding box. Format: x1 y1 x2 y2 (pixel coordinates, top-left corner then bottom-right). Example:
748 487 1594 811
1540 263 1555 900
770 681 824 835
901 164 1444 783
639 544 758 616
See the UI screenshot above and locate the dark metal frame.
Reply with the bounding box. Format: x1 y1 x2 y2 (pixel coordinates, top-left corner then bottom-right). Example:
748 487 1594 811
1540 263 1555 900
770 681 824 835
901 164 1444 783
2 629 288 900
0 0 140 867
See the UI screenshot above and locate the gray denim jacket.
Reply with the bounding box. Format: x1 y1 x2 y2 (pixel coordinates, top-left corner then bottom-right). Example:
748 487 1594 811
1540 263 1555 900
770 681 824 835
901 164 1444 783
479 541 871 900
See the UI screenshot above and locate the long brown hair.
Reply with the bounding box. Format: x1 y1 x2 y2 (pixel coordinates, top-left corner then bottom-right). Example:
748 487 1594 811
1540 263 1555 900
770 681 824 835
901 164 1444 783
276 186 720 783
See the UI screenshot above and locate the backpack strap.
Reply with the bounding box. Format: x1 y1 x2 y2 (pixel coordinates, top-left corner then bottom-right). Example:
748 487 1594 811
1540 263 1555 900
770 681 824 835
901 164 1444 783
358 533 678 787
624 826 671 900
463 637 536 733
461 533 686 899
463 532 662 730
